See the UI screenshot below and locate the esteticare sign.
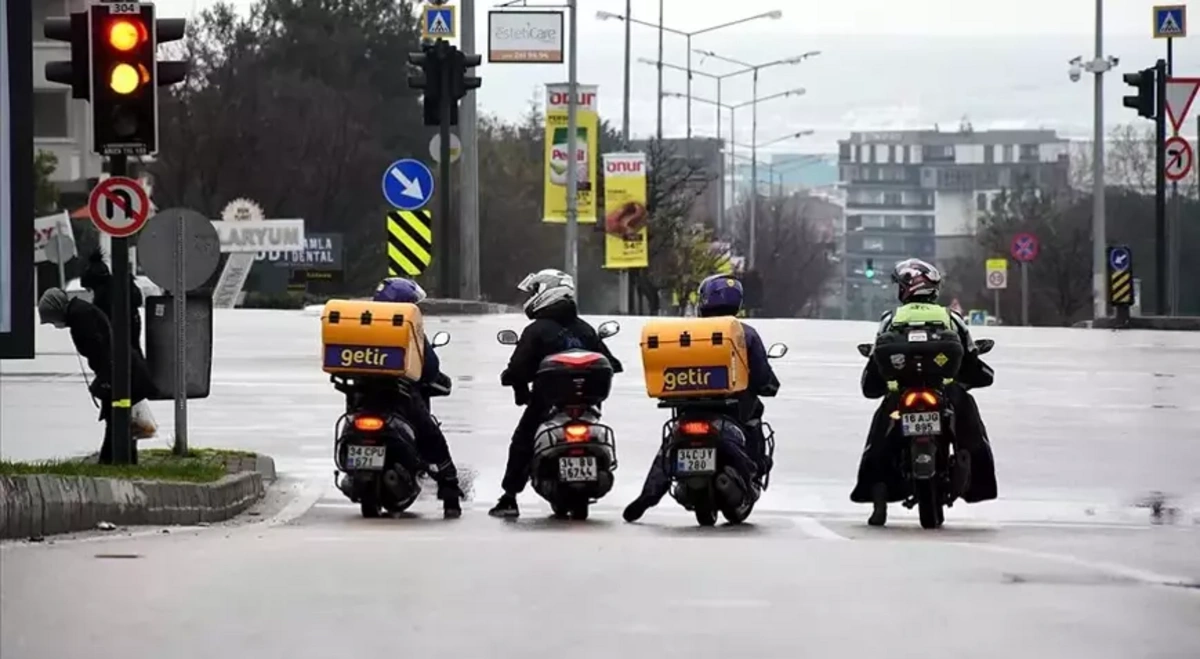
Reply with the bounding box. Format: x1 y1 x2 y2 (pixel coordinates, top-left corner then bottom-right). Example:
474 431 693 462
488 11 564 63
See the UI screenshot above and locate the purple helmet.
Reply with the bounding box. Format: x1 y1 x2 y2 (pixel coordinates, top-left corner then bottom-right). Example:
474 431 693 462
697 275 743 317
373 277 427 304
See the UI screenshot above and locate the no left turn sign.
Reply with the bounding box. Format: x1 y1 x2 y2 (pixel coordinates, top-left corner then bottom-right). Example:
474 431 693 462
88 176 151 237
1164 136 1193 183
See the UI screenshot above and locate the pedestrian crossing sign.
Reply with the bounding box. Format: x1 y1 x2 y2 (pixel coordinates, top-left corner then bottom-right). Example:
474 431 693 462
1153 5 1186 39
423 5 456 39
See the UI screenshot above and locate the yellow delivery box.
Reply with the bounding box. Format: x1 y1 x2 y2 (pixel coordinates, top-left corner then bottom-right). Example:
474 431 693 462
640 316 750 399
321 299 426 380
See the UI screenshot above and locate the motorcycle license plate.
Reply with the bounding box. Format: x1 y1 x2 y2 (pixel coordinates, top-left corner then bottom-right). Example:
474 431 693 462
901 411 942 437
908 330 928 342
345 445 387 470
559 456 598 482
676 447 716 474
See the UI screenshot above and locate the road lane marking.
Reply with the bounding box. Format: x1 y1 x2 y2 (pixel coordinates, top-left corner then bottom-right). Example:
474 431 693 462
950 542 1200 591
794 516 848 540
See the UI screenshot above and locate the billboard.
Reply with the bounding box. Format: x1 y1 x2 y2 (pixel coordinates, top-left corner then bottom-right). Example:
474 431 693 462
488 11 564 63
542 84 598 224
601 153 649 269
0 0 35 359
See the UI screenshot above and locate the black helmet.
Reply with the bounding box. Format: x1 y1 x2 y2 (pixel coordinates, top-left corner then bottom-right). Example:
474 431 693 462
892 258 942 303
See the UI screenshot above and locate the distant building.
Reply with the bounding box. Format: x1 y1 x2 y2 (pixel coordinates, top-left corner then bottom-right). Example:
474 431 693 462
732 153 839 197
629 137 724 233
837 126 1070 320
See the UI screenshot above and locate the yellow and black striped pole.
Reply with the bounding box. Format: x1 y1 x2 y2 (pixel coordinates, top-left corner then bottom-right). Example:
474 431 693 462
1106 245 1134 324
386 210 433 277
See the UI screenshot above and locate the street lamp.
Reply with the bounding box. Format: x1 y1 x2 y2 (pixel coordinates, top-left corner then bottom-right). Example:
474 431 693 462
693 48 820 269
596 8 782 151
664 88 805 236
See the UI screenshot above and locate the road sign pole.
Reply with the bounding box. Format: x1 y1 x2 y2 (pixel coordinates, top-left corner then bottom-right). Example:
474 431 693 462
565 0 580 292
53 232 67 288
173 209 188 456
438 40 455 298
1020 261 1030 326
993 290 1000 321
1155 58 1168 315
109 154 134 466
460 0 481 300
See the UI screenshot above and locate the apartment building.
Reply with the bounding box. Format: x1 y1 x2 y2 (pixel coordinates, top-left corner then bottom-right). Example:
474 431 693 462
32 0 103 195
837 126 1070 320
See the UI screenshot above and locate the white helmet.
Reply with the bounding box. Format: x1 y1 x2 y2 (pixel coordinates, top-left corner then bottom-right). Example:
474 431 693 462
517 269 575 317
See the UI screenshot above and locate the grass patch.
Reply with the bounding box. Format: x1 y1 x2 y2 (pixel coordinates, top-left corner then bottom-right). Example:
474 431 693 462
0 447 253 483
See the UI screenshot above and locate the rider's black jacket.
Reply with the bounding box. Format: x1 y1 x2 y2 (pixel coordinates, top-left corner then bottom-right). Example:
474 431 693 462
500 299 623 401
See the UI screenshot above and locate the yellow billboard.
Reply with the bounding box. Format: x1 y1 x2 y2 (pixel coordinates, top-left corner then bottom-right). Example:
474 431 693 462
543 83 598 223
602 152 649 269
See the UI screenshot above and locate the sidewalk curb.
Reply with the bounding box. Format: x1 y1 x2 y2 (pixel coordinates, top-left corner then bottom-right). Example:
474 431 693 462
0 455 276 540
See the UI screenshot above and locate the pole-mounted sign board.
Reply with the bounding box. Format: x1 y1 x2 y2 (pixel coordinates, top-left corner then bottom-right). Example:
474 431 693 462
488 10 564 63
1107 245 1135 307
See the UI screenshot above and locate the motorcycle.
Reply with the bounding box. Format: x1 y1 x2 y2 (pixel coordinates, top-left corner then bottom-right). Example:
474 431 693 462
495 320 621 520
659 342 789 527
330 331 453 518
856 327 994 529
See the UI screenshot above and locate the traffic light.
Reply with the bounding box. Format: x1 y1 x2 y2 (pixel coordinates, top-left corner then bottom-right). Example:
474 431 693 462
449 49 482 101
43 12 91 99
864 258 876 279
408 43 445 126
88 3 188 157
1122 67 1156 119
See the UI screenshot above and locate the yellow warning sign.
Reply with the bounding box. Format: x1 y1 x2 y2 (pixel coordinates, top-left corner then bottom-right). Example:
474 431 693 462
1109 270 1133 306
386 210 432 277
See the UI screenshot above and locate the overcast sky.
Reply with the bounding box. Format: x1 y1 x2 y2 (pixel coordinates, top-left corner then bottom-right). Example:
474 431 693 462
152 0 1200 153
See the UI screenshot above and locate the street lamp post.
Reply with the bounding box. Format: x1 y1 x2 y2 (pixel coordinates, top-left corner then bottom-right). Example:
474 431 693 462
596 9 782 154
665 89 807 236
640 57 755 233
694 48 820 268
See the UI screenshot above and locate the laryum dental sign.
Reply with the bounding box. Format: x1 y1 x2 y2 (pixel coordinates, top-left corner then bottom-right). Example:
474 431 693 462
488 11 564 63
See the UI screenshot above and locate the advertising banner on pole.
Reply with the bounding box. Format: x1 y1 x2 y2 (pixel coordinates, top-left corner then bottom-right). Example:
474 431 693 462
602 153 649 269
542 83 598 224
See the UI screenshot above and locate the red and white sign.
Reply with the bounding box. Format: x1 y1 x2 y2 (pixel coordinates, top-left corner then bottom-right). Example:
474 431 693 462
1164 136 1193 182
87 176 151 237
1165 77 1200 135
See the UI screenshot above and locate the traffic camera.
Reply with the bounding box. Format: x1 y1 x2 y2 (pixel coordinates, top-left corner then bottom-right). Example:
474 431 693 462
87 3 188 157
1122 67 1156 120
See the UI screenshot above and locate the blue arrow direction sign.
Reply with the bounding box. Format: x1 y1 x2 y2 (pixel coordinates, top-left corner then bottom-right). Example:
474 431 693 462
1109 246 1132 272
1153 5 1186 39
381 159 435 211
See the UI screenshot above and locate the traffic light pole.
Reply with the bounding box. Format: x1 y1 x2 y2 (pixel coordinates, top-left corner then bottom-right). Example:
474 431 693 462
109 154 135 465
1154 58 1167 316
437 42 455 299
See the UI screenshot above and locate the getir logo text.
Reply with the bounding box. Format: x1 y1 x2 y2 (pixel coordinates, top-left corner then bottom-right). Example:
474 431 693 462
662 366 730 392
323 344 405 371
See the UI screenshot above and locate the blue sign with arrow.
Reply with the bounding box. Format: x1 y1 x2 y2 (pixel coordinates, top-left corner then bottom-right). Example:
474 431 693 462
1109 245 1132 272
381 159 434 211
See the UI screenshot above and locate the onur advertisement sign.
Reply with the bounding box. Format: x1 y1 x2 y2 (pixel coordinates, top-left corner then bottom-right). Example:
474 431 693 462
602 153 649 269
542 84 598 224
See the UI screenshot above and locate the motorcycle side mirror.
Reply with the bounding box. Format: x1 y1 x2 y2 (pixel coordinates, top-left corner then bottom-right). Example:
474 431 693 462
974 338 994 355
598 320 621 339
766 343 788 359
856 343 873 358
497 329 519 345
431 331 451 348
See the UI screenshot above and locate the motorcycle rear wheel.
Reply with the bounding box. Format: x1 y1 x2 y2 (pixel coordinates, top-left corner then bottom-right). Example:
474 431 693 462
360 491 382 519
695 506 718 527
916 480 944 529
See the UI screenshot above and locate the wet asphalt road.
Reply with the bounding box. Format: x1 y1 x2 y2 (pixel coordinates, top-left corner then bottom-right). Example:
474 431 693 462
2 311 1199 658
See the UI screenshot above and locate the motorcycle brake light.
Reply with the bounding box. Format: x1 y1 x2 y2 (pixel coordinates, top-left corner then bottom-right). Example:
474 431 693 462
353 416 385 432
902 390 939 408
564 423 590 443
679 420 712 436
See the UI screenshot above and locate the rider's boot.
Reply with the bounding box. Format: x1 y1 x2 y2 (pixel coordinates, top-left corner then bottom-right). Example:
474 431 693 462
868 483 888 527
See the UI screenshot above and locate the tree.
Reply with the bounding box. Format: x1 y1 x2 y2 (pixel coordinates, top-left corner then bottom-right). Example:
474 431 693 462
730 193 837 317
149 0 425 294
33 151 59 214
633 139 722 314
